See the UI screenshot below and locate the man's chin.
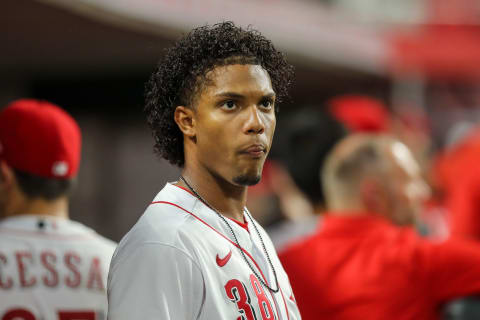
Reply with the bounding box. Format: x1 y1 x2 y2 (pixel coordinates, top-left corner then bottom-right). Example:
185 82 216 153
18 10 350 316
233 174 261 186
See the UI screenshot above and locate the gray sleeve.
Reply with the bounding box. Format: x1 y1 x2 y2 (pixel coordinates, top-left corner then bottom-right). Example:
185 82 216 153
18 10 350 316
107 242 204 320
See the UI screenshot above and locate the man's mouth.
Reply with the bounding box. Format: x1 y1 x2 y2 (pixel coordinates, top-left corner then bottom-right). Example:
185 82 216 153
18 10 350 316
240 144 267 158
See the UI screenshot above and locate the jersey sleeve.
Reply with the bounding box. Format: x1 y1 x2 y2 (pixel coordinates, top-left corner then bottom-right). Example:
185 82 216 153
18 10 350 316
422 238 480 303
107 242 204 320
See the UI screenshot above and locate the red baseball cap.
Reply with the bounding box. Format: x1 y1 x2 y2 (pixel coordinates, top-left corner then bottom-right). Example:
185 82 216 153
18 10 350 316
328 95 390 133
0 99 81 179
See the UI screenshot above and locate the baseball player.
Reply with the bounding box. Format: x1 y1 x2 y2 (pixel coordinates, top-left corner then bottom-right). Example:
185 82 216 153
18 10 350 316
107 22 301 319
0 99 116 319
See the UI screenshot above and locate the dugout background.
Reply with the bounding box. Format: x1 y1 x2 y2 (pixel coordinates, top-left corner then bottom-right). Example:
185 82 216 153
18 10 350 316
2 0 479 241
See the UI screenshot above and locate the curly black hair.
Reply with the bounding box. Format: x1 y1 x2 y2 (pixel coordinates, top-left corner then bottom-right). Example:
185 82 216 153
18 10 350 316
144 21 294 167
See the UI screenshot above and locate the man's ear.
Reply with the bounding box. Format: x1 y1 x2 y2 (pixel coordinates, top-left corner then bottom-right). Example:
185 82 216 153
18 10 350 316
0 161 15 188
174 106 196 139
360 178 387 214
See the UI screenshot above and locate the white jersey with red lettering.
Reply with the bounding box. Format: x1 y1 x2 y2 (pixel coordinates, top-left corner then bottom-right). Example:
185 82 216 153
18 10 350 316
0 215 116 320
108 182 301 320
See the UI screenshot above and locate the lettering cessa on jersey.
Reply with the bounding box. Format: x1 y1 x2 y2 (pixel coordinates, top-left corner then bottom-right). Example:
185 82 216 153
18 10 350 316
108 183 301 320
0 215 116 320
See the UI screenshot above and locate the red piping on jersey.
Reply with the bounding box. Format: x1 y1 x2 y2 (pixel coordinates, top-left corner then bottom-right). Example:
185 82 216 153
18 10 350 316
227 217 249 233
280 287 291 320
172 184 250 233
172 184 195 196
150 201 270 288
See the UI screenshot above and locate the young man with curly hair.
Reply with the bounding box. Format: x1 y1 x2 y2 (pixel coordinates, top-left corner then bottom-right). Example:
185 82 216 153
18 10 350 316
107 22 300 319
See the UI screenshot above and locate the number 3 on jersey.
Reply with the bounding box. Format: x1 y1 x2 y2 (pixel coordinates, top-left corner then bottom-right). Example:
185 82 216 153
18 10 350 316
224 274 275 320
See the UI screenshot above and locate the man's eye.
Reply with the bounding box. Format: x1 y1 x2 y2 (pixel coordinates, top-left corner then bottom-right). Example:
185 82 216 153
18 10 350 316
221 100 236 110
260 100 273 109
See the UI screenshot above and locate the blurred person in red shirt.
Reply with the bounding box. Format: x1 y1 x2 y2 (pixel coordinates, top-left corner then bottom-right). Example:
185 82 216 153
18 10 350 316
280 134 480 320
264 98 384 249
331 94 448 239
435 127 480 241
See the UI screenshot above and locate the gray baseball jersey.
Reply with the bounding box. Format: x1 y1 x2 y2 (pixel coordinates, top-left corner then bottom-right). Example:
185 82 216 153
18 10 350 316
0 215 116 320
108 183 301 319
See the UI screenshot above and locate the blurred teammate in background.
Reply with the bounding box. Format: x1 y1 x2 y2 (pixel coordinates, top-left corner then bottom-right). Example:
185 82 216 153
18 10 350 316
329 94 448 238
436 127 480 241
280 134 480 320
0 99 116 319
434 128 480 319
266 108 347 249
267 95 388 249
108 22 300 319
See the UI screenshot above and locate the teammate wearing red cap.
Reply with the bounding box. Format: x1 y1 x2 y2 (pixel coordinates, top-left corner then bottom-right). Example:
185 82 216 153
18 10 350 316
0 99 116 319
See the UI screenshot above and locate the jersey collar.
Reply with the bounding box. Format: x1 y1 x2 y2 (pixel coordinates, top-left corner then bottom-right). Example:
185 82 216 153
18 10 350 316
162 182 253 244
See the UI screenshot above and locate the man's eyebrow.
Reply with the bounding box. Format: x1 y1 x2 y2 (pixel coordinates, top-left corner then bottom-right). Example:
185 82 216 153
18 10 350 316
214 92 276 99
214 92 245 99
262 92 276 99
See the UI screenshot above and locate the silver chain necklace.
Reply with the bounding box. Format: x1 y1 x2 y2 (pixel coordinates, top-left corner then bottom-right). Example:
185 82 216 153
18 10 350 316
180 176 280 293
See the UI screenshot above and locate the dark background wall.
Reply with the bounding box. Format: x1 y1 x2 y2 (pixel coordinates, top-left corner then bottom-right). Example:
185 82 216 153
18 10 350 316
1 0 389 241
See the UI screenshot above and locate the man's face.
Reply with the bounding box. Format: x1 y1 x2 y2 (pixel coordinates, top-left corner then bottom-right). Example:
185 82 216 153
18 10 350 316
192 64 276 186
387 142 430 225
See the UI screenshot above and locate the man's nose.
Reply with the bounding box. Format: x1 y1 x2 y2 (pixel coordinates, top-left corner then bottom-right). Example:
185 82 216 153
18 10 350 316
244 105 265 135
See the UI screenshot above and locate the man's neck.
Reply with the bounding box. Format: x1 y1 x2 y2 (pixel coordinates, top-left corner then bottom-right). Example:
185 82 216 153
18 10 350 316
178 168 248 222
6 196 69 219
327 198 369 216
